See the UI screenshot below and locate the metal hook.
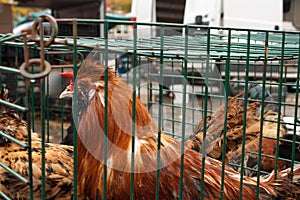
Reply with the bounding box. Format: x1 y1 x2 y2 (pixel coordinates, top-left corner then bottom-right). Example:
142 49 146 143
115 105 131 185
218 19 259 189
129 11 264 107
31 14 58 47
19 58 52 79
20 15 53 80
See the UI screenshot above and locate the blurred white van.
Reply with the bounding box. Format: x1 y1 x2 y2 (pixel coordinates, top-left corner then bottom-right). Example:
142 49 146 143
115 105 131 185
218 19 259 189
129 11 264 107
130 0 300 31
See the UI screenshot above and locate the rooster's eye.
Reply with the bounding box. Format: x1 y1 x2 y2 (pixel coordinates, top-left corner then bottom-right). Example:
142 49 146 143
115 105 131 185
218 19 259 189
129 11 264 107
77 81 87 91
78 78 92 90
78 81 84 87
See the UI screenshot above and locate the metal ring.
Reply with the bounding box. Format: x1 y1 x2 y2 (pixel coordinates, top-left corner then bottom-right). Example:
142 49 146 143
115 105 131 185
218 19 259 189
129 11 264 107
31 14 58 47
20 59 52 79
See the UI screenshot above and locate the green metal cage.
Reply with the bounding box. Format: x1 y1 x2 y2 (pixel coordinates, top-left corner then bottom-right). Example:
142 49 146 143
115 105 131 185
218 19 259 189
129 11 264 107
0 15 299 199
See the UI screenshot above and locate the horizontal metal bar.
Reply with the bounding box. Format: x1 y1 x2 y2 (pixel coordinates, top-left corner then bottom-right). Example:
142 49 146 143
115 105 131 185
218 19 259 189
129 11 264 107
0 99 28 112
0 162 29 184
0 66 20 74
51 65 74 69
2 41 35 47
151 116 196 127
0 34 23 43
246 151 300 164
228 163 270 176
0 131 28 148
163 131 182 139
44 50 74 54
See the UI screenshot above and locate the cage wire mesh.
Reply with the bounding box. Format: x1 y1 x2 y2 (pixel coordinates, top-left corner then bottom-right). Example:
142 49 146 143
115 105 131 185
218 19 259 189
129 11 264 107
0 17 299 199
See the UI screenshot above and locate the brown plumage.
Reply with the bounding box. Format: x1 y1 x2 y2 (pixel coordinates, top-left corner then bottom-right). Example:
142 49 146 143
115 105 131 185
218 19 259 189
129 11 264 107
0 112 40 145
0 96 75 199
60 62 300 200
186 86 291 177
227 105 289 177
0 140 74 199
185 92 261 157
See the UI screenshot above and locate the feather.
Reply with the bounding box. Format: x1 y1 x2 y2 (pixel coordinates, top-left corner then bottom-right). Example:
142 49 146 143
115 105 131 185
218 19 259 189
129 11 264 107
0 108 77 199
0 142 74 199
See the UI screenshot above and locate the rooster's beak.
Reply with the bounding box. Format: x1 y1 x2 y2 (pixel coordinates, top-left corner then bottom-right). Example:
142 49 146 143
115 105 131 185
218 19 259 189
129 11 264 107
59 89 73 99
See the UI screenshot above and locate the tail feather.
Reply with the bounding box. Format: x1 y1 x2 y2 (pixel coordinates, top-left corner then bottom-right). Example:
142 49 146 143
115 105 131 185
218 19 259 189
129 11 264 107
263 164 300 199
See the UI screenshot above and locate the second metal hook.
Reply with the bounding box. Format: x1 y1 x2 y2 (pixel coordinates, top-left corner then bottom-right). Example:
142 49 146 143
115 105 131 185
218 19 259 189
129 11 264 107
31 14 58 47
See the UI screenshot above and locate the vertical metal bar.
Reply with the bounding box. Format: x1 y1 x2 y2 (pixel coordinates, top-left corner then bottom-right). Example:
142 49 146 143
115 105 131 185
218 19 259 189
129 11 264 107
179 25 188 200
191 63 195 131
31 81 35 131
200 27 211 200
238 30 251 200
40 77 46 200
130 22 138 200
26 84 34 200
14 47 19 101
39 19 46 200
274 32 286 179
155 24 164 200
220 29 231 200
60 59 65 141
255 31 269 200
290 34 300 174
137 56 141 98
99 0 106 37
46 71 50 143
103 20 110 200
23 37 35 132
148 81 153 112
22 36 34 200
29 44 35 132
171 59 175 138
72 19 78 200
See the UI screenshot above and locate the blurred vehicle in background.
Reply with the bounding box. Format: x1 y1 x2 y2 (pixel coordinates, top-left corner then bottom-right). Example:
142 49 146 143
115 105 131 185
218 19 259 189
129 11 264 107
130 0 300 33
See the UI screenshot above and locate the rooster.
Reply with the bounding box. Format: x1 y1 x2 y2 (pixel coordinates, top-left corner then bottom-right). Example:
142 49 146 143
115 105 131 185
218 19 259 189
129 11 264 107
60 62 300 200
185 85 299 177
0 89 75 199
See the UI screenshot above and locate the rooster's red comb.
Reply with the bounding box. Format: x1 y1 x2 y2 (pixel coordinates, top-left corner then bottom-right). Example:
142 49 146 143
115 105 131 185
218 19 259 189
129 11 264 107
60 72 74 80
